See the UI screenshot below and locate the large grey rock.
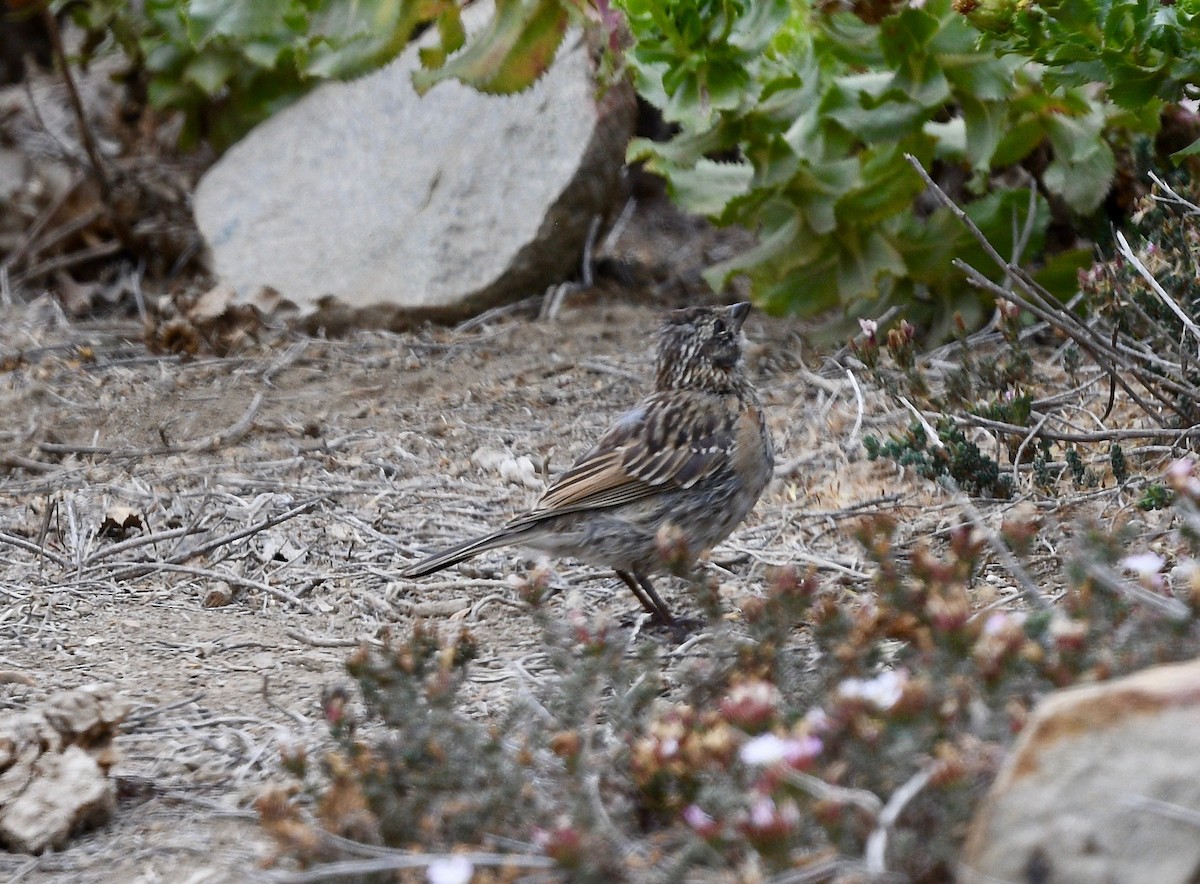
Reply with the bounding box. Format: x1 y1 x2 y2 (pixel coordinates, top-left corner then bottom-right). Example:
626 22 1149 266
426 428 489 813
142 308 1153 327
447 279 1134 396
961 658 1200 883
194 6 634 326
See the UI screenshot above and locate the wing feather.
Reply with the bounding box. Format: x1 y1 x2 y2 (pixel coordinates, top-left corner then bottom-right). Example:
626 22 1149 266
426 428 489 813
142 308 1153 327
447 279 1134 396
509 392 732 528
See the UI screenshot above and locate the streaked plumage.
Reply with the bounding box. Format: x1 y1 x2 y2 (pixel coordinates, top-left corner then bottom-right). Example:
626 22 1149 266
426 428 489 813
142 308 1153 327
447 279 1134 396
401 302 775 625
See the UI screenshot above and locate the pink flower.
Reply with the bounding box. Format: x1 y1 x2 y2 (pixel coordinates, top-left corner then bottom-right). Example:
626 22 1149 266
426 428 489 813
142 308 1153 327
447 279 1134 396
741 795 801 841
739 733 823 768
837 670 907 711
983 611 1026 635
803 707 832 733
1049 615 1088 651
1167 458 1200 497
720 679 781 731
682 804 721 838
749 796 779 828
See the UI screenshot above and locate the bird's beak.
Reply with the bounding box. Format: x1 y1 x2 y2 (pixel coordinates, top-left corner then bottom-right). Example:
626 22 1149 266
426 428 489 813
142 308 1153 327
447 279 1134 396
728 301 751 332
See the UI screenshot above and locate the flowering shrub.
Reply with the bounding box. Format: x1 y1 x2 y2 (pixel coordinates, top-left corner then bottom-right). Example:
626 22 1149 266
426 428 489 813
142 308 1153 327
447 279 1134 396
261 460 1200 879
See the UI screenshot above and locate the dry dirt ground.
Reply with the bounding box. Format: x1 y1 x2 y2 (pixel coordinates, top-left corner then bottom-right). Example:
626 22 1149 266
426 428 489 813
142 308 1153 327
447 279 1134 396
0 271 940 881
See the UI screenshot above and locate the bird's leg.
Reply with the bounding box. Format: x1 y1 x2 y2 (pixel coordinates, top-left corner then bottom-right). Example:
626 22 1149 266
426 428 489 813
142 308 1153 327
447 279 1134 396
616 569 656 617
616 569 672 625
635 572 677 626
615 569 675 625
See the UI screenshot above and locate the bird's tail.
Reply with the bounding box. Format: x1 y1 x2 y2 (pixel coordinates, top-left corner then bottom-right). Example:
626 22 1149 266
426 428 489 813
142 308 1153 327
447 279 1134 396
400 525 536 578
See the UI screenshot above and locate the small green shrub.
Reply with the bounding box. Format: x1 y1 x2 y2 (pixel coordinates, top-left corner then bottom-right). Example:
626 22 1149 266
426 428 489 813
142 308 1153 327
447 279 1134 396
864 419 1014 498
1138 483 1171 511
1079 173 1200 422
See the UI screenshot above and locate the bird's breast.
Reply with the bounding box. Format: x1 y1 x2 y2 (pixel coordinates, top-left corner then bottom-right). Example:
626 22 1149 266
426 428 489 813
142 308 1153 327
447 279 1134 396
732 401 774 497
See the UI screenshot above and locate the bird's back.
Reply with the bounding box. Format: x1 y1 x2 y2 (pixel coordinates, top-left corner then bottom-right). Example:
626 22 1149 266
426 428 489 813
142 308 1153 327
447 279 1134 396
509 383 773 572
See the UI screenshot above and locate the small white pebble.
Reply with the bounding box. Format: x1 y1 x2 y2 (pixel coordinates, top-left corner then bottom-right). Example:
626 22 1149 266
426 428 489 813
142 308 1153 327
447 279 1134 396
500 455 542 489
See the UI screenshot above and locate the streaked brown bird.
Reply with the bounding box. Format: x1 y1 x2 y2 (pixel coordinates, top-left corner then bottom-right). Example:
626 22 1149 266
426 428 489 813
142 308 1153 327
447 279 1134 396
401 302 775 625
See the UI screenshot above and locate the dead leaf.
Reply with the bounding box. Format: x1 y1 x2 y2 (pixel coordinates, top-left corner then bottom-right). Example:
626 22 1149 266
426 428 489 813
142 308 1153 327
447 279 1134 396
98 506 142 540
257 531 308 565
54 271 101 317
188 283 237 323
202 581 236 608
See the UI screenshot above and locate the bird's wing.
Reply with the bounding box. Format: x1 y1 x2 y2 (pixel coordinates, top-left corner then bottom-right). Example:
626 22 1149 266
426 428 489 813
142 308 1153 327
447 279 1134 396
513 391 731 523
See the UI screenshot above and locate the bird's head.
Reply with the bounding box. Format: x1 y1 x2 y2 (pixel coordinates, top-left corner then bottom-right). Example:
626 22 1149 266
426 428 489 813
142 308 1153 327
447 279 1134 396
654 301 752 393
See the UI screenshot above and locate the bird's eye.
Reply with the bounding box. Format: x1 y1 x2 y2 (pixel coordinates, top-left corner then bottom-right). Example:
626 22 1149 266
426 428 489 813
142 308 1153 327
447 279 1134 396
712 319 727 336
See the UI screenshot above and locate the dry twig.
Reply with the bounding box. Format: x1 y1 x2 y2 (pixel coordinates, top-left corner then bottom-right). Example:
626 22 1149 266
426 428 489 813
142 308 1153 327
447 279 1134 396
905 153 1199 427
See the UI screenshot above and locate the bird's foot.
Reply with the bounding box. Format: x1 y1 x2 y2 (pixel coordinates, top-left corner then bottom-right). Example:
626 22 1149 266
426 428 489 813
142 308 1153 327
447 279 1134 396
619 609 703 641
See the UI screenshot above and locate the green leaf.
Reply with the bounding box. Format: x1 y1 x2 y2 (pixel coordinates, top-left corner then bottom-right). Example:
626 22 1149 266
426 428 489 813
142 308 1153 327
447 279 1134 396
730 0 791 54
703 209 803 292
788 158 861 235
1043 111 1116 213
992 116 1045 166
959 95 1006 169
627 127 729 168
835 227 907 300
897 208 968 282
186 0 299 45
705 61 752 112
1043 111 1104 163
1104 62 1168 107
664 159 755 217
925 117 965 160
837 145 925 227
143 40 188 76
1044 138 1116 214
305 0 431 80
241 38 291 69
1170 136 1200 162
147 77 197 109
892 52 952 108
759 261 844 317
747 135 802 192
823 74 929 141
1033 247 1092 300
963 188 1049 266
412 0 569 95
439 3 467 55
880 8 941 66
941 53 1020 103
183 50 238 94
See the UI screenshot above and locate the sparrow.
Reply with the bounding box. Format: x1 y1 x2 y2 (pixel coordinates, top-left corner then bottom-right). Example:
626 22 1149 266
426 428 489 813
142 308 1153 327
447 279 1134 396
401 301 775 625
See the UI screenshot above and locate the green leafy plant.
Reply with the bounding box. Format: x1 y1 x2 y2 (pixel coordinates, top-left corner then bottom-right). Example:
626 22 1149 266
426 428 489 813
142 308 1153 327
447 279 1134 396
62 0 574 149
617 0 1125 335
399 0 1186 334
59 0 1196 337
959 0 1200 157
